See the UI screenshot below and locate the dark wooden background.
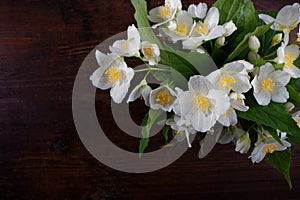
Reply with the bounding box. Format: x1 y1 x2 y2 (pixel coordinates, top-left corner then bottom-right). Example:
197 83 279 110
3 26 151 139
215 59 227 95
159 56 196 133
1 0 300 199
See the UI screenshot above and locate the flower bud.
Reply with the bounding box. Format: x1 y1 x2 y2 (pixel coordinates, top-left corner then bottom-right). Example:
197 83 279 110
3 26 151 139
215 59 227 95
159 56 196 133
284 102 295 112
223 20 237 37
248 51 261 61
216 37 225 47
271 33 282 47
248 36 261 52
235 132 251 154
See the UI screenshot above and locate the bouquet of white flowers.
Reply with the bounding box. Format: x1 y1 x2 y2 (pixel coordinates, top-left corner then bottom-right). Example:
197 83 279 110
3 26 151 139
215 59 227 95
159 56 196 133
90 0 300 187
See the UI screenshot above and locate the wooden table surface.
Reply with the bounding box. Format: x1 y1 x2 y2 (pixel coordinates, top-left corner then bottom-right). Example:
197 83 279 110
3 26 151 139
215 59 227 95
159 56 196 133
1 0 300 199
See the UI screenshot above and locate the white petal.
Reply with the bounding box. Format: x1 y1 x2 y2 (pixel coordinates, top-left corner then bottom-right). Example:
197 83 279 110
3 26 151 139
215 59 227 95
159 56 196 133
204 25 225 41
223 62 244 72
283 65 300 78
254 90 271 106
95 50 107 67
192 111 216 132
271 86 289 103
188 75 213 96
218 108 237 126
173 90 193 116
232 74 252 93
195 3 208 19
259 63 275 80
205 7 219 27
127 84 142 103
90 67 112 90
258 14 280 31
110 82 129 103
209 89 231 116
270 70 290 86
251 76 260 93
276 4 300 30
187 4 197 18
148 7 164 23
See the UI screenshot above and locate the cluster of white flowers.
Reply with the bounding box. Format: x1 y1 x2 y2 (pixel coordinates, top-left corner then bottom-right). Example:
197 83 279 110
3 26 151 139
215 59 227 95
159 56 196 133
90 0 300 164
148 0 236 50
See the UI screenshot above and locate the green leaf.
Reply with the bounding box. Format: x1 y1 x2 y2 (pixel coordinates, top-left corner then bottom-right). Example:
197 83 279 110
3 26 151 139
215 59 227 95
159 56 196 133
267 149 292 188
236 98 300 147
139 109 162 157
287 85 300 107
225 23 272 62
213 0 257 52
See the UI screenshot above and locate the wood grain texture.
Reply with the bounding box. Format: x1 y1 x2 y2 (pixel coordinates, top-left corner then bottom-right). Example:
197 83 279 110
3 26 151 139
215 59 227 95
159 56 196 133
0 0 300 199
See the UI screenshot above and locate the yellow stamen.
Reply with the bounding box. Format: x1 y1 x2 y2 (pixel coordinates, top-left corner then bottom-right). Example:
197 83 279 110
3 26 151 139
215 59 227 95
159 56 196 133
156 92 171 105
144 46 154 58
175 22 188 35
122 40 129 52
194 22 208 35
263 144 279 156
193 95 211 112
284 52 295 68
224 107 234 116
174 130 183 136
221 76 236 90
105 66 120 83
261 78 276 92
295 118 300 127
156 3 171 18
237 97 243 103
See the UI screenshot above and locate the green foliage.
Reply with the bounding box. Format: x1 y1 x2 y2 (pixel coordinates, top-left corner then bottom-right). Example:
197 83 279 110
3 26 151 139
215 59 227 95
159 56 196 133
236 98 300 147
267 149 292 188
225 23 272 62
139 109 162 157
213 0 257 53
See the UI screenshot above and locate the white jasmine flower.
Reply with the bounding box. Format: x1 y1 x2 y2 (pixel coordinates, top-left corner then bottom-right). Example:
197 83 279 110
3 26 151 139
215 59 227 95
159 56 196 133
222 20 237 37
251 63 291 106
90 50 134 103
277 43 300 78
206 62 252 93
109 24 140 57
149 85 176 112
127 79 151 106
218 92 249 127
259 3 300 44
175 75 230 132
235 132 251 154
249 127 291 163
166 115 196 148
248 36 261 53
229 92 249 112
187 3 207 19
292 111 300 127
148 0 182 29
162 10 195 42
182 7 226 49
141 41 160 66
